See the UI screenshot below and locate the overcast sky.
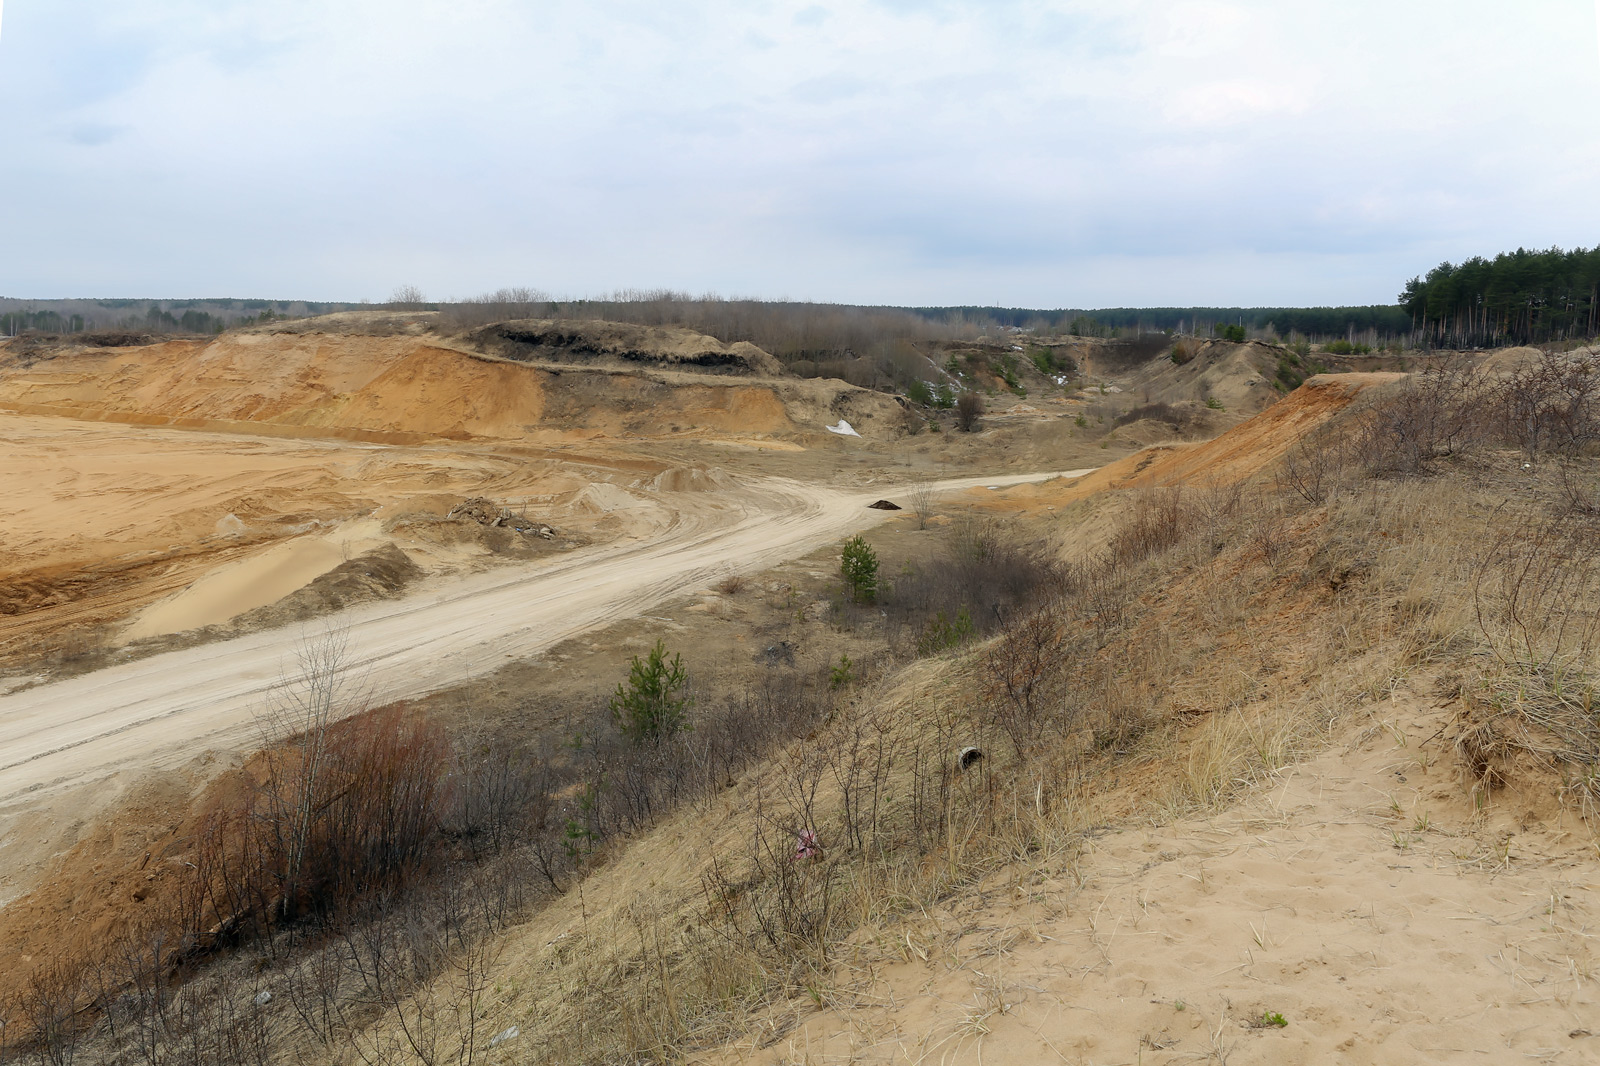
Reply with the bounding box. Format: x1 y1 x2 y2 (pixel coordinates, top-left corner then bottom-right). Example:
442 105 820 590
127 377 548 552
1 1 1596 307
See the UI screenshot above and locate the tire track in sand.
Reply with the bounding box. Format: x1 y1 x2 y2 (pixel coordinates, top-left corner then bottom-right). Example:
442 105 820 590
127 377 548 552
0 470 1086 822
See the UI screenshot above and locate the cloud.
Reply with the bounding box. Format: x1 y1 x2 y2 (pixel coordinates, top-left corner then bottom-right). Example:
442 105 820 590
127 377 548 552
66 122 123 147
0 0 1596 305
1163 79 1306 125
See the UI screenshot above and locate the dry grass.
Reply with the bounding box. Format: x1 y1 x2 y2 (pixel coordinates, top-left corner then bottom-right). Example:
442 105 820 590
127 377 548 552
429 435 1547 1065
16 381 1600 1066
260 475 1600 1062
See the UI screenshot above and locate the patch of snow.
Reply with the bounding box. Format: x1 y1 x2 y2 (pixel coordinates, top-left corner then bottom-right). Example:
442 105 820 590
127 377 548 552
825 420 861 437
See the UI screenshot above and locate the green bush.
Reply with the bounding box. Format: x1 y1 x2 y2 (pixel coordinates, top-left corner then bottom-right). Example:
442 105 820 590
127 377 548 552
906 379 934 406
609 640 691 744
1214 323 1247 343
1205 396 1225 410
934 383 957 409
1323 339 1372 355
997 353 1025 394
841 535 879 603
916 606 974 655
829 653 855 689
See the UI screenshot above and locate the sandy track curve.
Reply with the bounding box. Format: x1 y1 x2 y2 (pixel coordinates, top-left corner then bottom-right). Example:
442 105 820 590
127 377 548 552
0 470 1087 821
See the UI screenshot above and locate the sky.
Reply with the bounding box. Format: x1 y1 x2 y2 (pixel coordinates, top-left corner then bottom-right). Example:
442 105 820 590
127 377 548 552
0 1 1597 307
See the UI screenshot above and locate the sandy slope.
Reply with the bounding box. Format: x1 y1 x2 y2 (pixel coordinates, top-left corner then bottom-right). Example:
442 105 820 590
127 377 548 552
968 373 1405 515
0 330 904 445
0 413 632 663
0 468 1087 901
707 690 1600 1065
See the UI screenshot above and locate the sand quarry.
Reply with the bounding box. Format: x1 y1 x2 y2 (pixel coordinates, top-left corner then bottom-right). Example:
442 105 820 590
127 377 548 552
1 319 1596 1065
0 315 1096 902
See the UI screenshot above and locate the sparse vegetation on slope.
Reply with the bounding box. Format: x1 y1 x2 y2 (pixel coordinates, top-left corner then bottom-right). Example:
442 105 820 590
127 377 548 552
5 362 1599 1065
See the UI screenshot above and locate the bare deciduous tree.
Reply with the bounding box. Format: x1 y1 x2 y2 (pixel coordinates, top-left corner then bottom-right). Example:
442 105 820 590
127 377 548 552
908 476 936 530
390 285 427 310
258 629 369 922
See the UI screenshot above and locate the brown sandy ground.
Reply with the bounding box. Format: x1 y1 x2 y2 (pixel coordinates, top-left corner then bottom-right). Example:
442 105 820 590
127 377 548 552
334 385 1596 1066
700 688 1600 1064
0 320 1134 679
0 320 1128 934
17 321 1537 1063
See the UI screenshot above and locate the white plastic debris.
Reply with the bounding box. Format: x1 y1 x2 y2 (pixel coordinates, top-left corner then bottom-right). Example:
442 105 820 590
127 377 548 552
488 1025 520 1048
825 420 861 437
253 991 272 1006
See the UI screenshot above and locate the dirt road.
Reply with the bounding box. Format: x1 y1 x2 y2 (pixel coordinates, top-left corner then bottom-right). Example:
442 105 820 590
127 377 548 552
0 469 1086 838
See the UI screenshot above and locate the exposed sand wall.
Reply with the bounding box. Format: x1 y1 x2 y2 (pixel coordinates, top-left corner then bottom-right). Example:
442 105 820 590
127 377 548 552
0 329 912 444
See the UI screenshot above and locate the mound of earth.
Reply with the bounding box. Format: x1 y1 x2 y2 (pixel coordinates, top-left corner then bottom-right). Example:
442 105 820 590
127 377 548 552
1108 398 1226 444
573 482 647 514
1123 339 1297 417
645 465 733 492
977 372 1402 512
466 319 784 376
0 322 907 444
228 543 423 631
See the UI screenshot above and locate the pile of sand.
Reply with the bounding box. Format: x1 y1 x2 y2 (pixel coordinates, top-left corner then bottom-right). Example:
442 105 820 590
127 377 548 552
975 373 1402 513
573 482 647 514
646 465 733 493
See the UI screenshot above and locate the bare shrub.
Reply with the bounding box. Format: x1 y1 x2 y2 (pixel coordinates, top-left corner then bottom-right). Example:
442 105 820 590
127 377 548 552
1555 458 1600 516
390 284 427 309
1494 349 1600 458
449 750 544 858
716 572 746 595
1248 498 1292 566
982 606 1067 753
1278 435 1350 505
907 476 936 530
251 704 450 924
1351 362 1487 476
955 390 984 432
897 402 926 436
1107 486 1190 563
1112 402 1200 434
1067 556 1137 630
438 286 552 328
15 956 86 1066
885 522 1064 650
822 712 893 853
1457 505 1600 808
1472 508 1600 668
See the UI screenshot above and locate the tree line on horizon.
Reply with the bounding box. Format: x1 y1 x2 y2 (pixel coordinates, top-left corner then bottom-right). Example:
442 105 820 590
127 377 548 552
0 298 352 338
10 243 1599 363
911 304 1413 342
